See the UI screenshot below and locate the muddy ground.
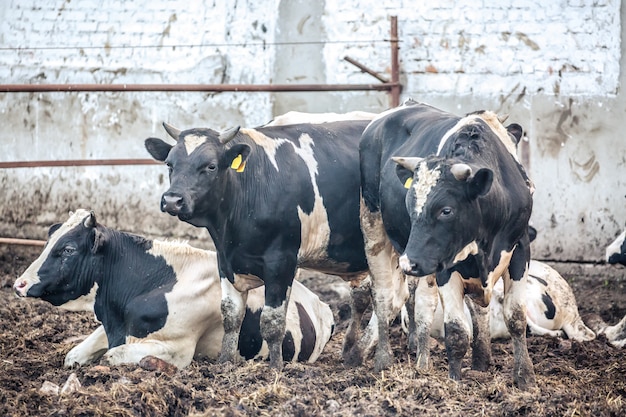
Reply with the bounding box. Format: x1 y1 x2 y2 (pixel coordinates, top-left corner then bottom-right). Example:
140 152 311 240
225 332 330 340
1 244 625 417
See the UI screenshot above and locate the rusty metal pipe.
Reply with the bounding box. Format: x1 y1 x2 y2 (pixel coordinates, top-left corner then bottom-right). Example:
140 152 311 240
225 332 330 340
0 159 160 169
0 83 399 93
0 237 46 247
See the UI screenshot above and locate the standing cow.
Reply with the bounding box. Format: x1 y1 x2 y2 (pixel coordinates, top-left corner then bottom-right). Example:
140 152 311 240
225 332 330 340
144 118 398 370
13 209 335 368
359 100 536 389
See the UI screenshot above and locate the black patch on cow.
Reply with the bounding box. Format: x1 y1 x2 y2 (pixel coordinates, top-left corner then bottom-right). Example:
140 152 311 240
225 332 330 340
295 302 316 361
282 331 296 362
541 292 557 320
529 274 548 287
239 307 264 360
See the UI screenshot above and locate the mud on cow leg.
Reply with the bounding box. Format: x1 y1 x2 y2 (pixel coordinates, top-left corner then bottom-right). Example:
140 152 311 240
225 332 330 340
412 274 438 369
218 279 246 365
444 320 470 380
504 277 536 390
466 296 492 372
343 277 371 367
261 303 288 370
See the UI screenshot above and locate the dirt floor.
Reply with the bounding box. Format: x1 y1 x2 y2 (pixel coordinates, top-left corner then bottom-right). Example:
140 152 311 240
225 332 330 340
1 244 625 417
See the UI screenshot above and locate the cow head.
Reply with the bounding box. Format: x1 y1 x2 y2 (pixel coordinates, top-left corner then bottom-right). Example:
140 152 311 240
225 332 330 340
13 210 100 308
144 123 250 226
606 230 626 266
393 156 493 276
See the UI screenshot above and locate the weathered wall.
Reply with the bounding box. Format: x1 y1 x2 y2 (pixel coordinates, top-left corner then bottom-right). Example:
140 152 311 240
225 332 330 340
0 0 624 260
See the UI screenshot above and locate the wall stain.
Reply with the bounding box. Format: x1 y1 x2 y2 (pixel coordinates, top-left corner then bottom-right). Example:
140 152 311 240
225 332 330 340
569 152 600 182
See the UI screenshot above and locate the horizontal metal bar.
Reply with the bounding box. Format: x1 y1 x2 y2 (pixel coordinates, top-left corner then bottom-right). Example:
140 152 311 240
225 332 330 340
0 159 160 168
0 237 46 247
0 83 400 93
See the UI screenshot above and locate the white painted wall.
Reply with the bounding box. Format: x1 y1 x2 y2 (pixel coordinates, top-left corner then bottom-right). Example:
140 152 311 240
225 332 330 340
0 0 624 260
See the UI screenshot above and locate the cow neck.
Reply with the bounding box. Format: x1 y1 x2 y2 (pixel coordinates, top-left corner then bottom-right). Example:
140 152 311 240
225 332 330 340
92 227 175 345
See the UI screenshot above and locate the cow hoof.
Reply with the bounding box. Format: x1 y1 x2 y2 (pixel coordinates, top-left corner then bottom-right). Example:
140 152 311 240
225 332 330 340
514 369 537 391
343 347 363 368
373 350 393 372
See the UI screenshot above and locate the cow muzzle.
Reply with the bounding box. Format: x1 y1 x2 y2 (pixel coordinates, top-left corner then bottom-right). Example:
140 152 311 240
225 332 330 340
161 192 185 216
13 278 32 297
398 254 436 277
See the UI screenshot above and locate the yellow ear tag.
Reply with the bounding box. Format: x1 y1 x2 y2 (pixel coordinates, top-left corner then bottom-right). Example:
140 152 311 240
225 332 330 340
236 160 246 173
404 178 413 189
231 154 242 170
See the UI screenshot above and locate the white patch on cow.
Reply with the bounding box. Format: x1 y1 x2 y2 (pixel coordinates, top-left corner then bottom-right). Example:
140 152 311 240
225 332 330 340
246 286 266 313
64 325 109 367
438 271 472 335
59 283 98 312
14 209 92 296
412 161 441 216
436 112 518 161
484 248 515 305
183 134 207 155
602 315 626 348
240 128 289 171
453 241 478 263
606 230 626 262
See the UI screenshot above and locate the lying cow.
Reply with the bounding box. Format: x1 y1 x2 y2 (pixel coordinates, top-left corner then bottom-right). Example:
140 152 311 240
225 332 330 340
13 209 335 369
401 260 596 342
606 230 626 266
360 100 536 389
144 116 401 372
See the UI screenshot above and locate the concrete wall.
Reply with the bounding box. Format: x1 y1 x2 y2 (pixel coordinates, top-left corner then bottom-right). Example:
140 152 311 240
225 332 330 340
0 0 624 261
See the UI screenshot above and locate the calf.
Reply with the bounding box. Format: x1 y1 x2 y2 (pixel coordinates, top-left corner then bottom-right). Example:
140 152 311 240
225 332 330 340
13 209 334 368
360 100 535 388
401 260 596 342
606 230 626 266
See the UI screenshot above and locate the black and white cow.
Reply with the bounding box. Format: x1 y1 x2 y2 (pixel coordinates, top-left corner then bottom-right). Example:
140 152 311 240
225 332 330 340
359 100 536 389
144 117 397 370
401 260 596 342
13 209 335 368
606 230 626 266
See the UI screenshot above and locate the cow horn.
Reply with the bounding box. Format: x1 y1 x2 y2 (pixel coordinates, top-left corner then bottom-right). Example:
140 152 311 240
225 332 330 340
83 211 97 228
450 163 472 181
219 126 241 144
498 114 510 124
392 156 424 172
162 122 182 141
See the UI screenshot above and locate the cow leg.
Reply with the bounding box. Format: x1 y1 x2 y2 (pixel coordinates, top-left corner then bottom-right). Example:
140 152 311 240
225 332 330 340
64 325 109 367
103 337 195 369
261 281 292 370
218 278 247 365
504 245 536 390
412 274 438 369
439 271 470 381
342 276 371 366
465 296 492 372
360 201 409 371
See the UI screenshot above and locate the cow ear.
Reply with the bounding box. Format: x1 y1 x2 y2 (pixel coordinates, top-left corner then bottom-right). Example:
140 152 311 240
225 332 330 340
528 225 537 243
467 168 493 199
48 223 62 237
506 123 524 145
145 138 173 162
90 229 105 254
222 143 251 172
392 157 423 189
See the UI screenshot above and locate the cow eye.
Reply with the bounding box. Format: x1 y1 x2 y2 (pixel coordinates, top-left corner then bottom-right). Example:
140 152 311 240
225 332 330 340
438 207 453 219
62 246 76 256
205 163 217 172
165 162 173 174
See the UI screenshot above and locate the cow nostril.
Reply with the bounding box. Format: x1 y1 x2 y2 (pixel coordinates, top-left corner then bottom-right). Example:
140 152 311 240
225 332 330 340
16 280 26 289
161 194 184 213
